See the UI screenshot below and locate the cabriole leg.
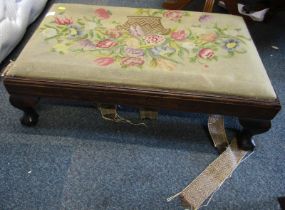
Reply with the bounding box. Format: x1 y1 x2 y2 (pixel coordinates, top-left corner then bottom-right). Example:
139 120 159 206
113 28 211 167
9 95 40 126
238 118 271 151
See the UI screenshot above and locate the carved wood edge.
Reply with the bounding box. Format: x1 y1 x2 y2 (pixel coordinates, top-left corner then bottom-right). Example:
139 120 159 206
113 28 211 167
4 76 281 120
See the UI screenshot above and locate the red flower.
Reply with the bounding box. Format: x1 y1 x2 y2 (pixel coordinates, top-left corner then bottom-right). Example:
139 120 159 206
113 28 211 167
121 57 144 67
96 39 117 48
163 10 183 22
95 8 111 19
171 30 187 41
198 48 215 59
94 57 115 66
54 17 73 25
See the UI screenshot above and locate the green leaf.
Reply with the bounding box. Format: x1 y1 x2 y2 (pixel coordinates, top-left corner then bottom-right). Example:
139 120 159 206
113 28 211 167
119 47 125 56
77 21 85 26
44 24 58 30
136 8 144 15
236 49 247 54
212 56 218 61
178 50 184 59
167 52 176 57
237 35 251 41
83 16 91 21
182 47 190 54
44 34 60 41
152 11 161 16
189 56 197 63
96 33 102 40
89 30 94 38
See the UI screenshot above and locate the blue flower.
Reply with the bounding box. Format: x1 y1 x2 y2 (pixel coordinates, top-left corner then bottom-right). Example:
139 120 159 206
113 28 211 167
67 24 84 39
224 39 239 51
150 45 176 57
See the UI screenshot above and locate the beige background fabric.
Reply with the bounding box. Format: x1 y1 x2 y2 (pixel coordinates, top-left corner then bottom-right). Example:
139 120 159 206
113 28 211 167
8 3 277 100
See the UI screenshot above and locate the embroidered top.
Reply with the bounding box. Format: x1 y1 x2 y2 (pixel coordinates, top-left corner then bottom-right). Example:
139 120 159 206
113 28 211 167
7 3 276 100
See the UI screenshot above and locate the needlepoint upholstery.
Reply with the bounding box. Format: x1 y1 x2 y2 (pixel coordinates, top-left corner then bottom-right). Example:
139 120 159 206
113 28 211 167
7 3 277 100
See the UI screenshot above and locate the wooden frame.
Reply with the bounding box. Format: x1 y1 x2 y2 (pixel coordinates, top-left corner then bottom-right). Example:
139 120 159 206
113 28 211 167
3 75 281 151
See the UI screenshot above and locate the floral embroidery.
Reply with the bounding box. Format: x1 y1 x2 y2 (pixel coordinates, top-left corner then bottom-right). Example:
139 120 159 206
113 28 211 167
143 34 165 45
96 39 117 48
94 8 111 19
224 39 239 51
106 29 122 38
121 57 145 67
163 10 183 22
199 14 212 23
128 25 144 37
55 17 73 25
151 45 176 57
171 30 188 41
135 8 190 22
200 32 218 43
79 39 96 49
57 6 66 15
95 57 115 66
125 48 144 57
67 24 84 39
40 7 250 70
198 48 215 59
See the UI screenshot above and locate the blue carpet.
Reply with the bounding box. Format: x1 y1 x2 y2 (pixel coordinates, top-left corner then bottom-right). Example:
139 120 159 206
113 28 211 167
0 1 284 209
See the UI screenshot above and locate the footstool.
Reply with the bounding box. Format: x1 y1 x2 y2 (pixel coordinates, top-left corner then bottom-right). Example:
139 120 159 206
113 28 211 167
3 3 281 150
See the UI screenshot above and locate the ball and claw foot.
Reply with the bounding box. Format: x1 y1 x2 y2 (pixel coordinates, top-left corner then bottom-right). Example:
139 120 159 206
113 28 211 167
238 119 271 151
9 95 40 127
237 131 256 151
20 111 39 127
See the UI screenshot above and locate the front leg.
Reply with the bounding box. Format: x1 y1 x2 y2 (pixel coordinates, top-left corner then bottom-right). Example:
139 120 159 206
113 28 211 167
238 118 271 151
9 95 40 126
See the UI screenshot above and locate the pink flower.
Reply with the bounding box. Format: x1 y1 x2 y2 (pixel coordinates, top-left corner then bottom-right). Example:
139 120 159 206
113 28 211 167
163 10 183 22
198 48 215 59
171 30 187 41
95 8 111 19
121 57 144 67
55 17 73 25
106 29 122 38
96 39 117 48
94 57 115 66
143 34 165 45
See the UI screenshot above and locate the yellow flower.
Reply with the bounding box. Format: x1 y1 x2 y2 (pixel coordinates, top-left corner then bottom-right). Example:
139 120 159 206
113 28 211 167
226 42 237 49
53 43 69 54
224 39 240 51
57 6 66 14
57 6 66 11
